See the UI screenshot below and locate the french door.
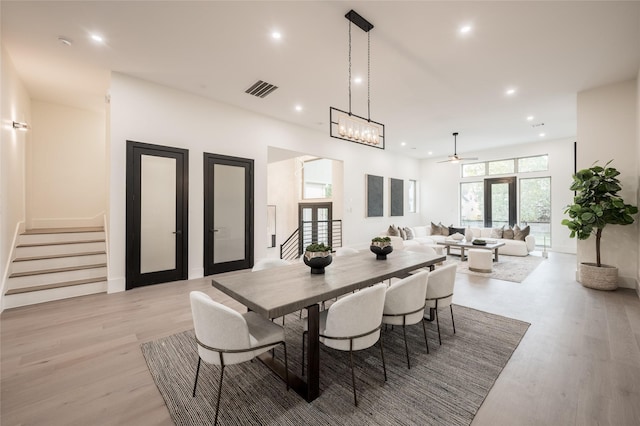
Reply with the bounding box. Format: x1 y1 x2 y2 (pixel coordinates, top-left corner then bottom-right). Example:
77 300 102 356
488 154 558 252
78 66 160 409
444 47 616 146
204 153 254 275
126 141 189 289
299 203 332 255
484 177 516 228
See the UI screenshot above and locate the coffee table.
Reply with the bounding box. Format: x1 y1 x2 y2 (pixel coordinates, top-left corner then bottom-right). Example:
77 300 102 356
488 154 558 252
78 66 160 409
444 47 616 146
437 240 505 261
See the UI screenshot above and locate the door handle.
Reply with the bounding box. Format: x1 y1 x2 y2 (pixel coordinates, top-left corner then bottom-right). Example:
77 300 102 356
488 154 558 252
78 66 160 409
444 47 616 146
210 229 219 232
173 230 182 235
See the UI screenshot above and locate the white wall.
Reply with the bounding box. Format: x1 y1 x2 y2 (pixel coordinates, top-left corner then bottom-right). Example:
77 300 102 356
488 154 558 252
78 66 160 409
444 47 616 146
1 46 30 307
28 101 106 228
637 67 640 296
420 137 576 253
109 73 421 291
577 78 639 289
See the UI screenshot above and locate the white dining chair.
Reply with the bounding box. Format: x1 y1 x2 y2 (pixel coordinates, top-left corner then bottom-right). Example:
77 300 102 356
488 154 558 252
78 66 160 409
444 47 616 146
301 283 387 406
190 291 289 425
382 270 429 368
424 263 457 345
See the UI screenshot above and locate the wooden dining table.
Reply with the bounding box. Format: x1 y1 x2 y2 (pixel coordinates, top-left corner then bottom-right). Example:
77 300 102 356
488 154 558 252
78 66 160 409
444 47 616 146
211 249 446 402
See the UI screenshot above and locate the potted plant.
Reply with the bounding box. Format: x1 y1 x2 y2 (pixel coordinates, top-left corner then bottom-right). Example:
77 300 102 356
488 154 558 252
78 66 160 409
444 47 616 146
303 243 332 274
561 161 638 290
370 236 393 260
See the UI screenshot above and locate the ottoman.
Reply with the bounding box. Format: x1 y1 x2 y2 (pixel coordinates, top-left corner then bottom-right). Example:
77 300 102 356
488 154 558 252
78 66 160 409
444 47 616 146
468 249 492 273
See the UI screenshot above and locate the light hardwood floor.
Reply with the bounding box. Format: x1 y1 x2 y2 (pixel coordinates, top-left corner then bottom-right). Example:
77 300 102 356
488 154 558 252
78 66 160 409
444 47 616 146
1 252 639 425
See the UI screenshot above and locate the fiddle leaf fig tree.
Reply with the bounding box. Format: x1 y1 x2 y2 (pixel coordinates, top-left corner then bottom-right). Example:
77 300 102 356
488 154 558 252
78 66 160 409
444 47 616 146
561 161 638 267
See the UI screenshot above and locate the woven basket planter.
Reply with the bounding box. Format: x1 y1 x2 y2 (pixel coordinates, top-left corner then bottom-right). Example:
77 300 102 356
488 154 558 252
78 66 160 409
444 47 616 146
578 263 618 291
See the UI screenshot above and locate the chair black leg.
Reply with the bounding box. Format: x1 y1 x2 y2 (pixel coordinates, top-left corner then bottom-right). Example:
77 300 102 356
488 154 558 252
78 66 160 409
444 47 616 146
450 305 456 334
282 342 290 391
421 319 430 354
349 349 358 407
301 331 306 375
214 365 225 426
192 357 202 397
402 325 411 369
379 333 387 382
435 308 442 345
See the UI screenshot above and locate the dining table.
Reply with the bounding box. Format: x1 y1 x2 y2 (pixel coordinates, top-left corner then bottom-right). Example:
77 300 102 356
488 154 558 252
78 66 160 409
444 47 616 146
211 249 446 402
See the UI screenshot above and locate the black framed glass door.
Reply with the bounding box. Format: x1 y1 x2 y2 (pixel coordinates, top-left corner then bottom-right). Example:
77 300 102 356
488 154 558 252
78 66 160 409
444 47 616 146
484 177 516 228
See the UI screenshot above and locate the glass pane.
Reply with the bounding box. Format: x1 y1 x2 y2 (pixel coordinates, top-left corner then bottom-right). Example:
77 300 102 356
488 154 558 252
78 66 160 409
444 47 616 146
462 163 486 178
488 160 514 175
301 207 313 248
518 155 549 172
491 183 509 227
303 159 332 199
520 177 551 246
213 164 245 263
460 182 484 227
140 155 176 274
408 180 416 213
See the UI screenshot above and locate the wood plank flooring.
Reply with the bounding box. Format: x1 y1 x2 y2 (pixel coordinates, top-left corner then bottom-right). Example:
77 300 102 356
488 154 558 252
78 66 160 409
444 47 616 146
1 252 639 425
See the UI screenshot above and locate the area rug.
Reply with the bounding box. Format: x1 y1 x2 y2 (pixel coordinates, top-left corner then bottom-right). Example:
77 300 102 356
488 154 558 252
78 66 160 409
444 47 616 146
452 254 545 283
141 305 529 426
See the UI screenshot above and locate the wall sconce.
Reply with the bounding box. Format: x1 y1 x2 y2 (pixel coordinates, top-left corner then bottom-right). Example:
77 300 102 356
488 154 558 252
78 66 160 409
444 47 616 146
13 121 29 131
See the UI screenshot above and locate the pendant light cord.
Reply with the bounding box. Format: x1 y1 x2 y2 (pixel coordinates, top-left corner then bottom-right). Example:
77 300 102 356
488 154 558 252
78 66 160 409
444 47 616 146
348 20 352 115
367 31 371 121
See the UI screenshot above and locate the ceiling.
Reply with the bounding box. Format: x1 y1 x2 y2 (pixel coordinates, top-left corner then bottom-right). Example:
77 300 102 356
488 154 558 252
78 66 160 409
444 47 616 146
2 1 639 159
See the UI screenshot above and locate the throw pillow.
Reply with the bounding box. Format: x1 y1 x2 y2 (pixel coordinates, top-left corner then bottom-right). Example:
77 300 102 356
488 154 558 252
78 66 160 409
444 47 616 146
490 226 504 239
388 225 399 237
514 225 530 241
502 226 515 239
399 227 407 240
438 222 450 236
404 227 415 240
430 221 441 235
448 226 466 235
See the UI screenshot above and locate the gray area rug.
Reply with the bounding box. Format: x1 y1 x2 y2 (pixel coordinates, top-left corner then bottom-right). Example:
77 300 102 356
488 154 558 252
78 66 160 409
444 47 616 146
141 305 529 425
452 254 545 283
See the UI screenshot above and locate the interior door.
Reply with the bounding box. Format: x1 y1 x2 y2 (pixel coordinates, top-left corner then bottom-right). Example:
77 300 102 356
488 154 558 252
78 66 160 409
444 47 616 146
126 141 189 289
299 203 332 255
204 153 254 275
484 177 516 228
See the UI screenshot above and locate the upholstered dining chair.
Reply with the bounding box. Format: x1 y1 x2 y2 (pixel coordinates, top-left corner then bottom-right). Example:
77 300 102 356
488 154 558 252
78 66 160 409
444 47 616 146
251 257 290 271
382 270 429 369
301 283 387 406
189 291 289 425
424 263 457 345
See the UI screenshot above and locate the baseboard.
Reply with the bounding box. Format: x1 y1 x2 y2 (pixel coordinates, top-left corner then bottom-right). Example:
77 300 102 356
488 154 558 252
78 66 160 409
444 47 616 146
1 221 24 313
618 275 637 290
189 267 204 280
108 276 126 293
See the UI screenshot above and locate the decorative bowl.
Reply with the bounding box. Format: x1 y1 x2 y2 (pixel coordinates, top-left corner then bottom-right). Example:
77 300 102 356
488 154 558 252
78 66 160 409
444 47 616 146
472 239 487 246
303 251 332 274
370 243 393 260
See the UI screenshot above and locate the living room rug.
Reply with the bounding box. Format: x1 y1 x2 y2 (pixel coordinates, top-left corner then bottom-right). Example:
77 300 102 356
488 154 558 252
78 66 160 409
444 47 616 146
141 305 529 426
452 254 545 283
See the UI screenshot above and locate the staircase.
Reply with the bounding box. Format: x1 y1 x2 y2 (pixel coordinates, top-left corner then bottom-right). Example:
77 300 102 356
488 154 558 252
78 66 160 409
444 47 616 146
4 227 108 309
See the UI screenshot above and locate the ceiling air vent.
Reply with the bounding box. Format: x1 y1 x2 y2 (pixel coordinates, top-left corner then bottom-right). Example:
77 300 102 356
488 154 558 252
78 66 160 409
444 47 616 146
245 80 278 98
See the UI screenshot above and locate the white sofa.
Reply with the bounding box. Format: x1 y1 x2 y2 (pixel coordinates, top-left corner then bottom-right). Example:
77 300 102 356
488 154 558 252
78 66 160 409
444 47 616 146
383 225 535 256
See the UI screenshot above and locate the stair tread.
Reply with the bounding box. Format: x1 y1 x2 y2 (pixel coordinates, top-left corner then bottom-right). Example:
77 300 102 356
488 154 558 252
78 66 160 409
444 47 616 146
5 277 108 295
17 239 105 248
22 227 104 235
14 251 106 262
9 263 107 278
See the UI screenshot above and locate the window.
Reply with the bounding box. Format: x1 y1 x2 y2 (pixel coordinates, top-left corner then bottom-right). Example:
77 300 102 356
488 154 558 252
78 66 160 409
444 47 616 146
408 180 417 213
488 159 514 175
518 155 548 173
520 177 551 246
462 162 486 178
460 182 484 227
303 159 332 199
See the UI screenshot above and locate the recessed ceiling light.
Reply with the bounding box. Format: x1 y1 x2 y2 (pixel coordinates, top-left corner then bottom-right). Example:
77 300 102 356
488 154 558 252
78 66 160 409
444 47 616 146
354 76 363 84
401 142 406 146
271 31 282 40
459 25 472 34
526 115 534 121
539 132 546 137
90 34 104 43
294 105 302 112
428 151 433 156
506 88 517 96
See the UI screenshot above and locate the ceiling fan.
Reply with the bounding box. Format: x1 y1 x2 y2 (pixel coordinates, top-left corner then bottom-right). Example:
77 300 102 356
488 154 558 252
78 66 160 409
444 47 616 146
438 132 479 163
